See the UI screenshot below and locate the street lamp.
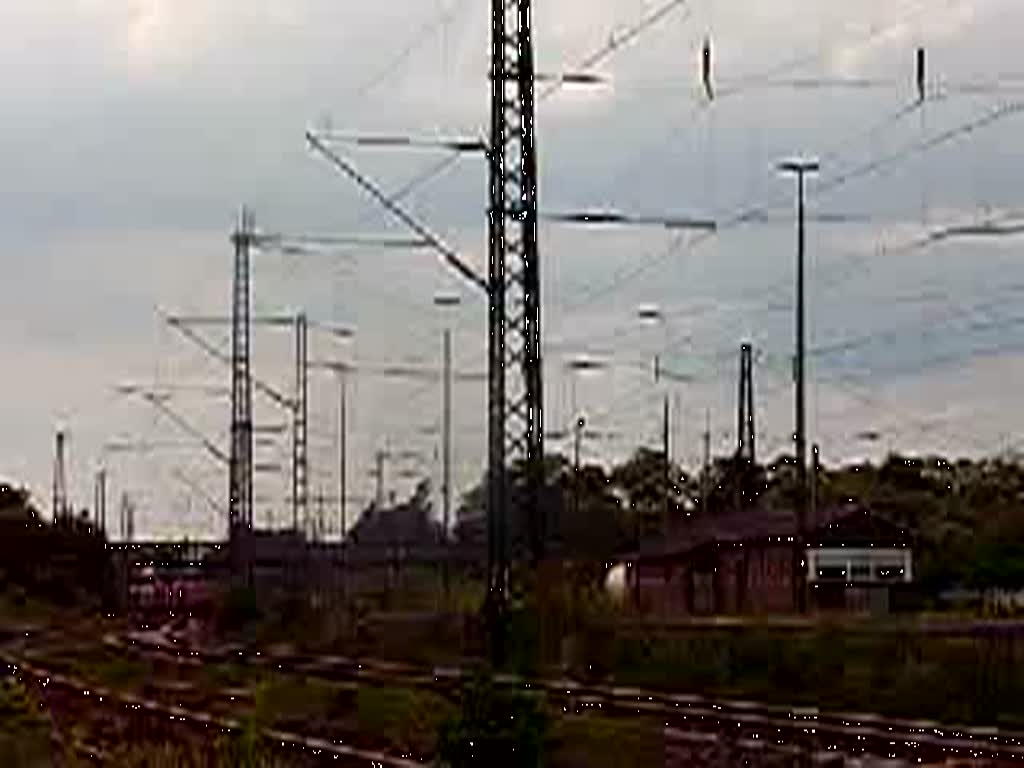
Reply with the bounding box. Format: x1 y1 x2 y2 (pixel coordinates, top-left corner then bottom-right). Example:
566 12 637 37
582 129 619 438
778 157 819 615
637 306 678 536
434 293 461 600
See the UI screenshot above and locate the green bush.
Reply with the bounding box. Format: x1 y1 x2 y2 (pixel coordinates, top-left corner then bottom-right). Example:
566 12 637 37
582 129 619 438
253 674 339 728
218 586 264 636
435 672 548 768
549 715 664 768
0 677 51 768
583 624 1024 726
356 685 454 756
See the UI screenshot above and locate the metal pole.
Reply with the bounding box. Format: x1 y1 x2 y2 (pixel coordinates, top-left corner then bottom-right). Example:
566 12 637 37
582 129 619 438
375 450 386 508
702 410 711 515
573 416 583 472
293 313 309 534
229 208 254 535
779 159 818 615
339 373 347 540
442 327 452 598
811 443 820 533
98 470 107 534
663 394 670 534
796 170 806 547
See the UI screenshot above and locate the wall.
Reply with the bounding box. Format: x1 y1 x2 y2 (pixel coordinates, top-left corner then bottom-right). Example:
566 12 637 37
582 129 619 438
633 542 797 617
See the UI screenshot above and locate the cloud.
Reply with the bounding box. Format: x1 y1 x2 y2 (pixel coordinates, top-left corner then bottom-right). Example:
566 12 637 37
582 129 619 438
1 0 1024 534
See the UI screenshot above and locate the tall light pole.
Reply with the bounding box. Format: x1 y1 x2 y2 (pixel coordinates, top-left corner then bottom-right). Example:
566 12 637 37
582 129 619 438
565 356 608 550
638 306 673 537
434 293 461 600
778 157 819 615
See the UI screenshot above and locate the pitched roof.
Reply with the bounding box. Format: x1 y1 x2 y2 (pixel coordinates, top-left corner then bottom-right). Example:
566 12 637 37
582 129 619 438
638 503 909 560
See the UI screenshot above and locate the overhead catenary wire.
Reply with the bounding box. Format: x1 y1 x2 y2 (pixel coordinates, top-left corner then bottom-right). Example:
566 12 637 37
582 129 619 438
306 130 487 294
553 94 1024 323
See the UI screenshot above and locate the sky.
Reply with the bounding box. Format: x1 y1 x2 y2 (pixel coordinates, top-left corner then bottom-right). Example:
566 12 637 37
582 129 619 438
2 0 1024 539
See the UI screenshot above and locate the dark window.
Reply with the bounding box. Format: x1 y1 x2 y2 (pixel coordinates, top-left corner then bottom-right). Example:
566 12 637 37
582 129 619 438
818 566 846 580
851 564 871 581
875 566 900 581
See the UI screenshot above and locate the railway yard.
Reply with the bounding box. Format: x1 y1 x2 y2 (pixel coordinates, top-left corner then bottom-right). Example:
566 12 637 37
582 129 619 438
3 613 1024 767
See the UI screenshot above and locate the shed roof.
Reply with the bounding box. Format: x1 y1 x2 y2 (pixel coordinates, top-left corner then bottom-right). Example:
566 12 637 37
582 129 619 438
634 503 910 562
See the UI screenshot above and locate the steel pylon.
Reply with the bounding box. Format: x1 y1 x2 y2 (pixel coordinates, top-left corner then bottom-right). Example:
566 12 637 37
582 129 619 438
486 0 544 655
229 207 254 534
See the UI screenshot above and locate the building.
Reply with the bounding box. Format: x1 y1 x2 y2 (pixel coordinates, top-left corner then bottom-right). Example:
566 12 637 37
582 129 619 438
625 503 914 616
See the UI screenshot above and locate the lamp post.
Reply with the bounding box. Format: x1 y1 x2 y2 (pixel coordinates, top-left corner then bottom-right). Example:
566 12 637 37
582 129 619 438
638 306 673 537
564 356 608 549
778 157 819 615
434 293 461 601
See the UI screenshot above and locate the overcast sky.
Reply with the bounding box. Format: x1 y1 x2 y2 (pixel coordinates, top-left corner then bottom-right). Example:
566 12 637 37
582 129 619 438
2 0 1024 539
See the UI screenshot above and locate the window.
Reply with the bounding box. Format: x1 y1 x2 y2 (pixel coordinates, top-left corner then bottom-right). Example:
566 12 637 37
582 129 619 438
875 565 900 581
851 563 871 581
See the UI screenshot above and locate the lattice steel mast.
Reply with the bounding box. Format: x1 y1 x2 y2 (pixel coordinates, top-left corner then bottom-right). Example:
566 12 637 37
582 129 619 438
293 312 309 533
229 207 255 533
487 0 544 626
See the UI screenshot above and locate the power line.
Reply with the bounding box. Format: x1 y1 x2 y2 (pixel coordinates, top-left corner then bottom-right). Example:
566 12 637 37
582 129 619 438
553 95 1024 320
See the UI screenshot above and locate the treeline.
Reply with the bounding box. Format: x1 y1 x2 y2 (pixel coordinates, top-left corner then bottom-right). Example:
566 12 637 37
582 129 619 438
0 483 112 610
447 449 1024 598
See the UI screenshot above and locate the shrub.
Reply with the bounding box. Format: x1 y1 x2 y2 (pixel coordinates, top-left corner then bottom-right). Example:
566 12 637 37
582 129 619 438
0 676 50 768
435 672 548 768
356 685 454 757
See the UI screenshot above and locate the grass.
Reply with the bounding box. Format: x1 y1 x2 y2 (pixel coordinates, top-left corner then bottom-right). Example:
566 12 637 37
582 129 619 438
0 587 62 626
0 676 51 768
566 624 1024 726
549 715 665 768
356 685 456 757
253 673 347 729
200 662 252 691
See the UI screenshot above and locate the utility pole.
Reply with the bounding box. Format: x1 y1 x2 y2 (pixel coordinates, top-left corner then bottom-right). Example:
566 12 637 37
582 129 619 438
373 449 387 509
702 410 711 515
811 443 820 533
736 342 756 509
433 292 460 601
293 312 309 534
486 0 543 667
778 158 819 615
442 326 453 597
663 394 671 535
52 430 69 524
339 372 347 540
94 469 107 534
315 489 326 543
120 493 135 543
228 208 255 536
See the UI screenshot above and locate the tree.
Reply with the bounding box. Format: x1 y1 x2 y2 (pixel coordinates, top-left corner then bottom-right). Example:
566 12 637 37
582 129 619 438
610 447 692 543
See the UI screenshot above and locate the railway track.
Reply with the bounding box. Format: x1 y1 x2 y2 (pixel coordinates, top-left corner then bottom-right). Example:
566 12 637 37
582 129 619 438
106 629 1024 766
0 653 424 766
8 621 1024 765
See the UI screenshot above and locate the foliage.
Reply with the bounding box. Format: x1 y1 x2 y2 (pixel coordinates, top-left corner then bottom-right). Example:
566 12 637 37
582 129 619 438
0 483 109 611
564 623 1024 726
253 674 341 728
548 715 664 768
87 657 150 689
217 586 265 636
0 676 50 767
103 727 282 768
215 717 273 768
435 672 549 768
452 448 1024 601
357 685 455 757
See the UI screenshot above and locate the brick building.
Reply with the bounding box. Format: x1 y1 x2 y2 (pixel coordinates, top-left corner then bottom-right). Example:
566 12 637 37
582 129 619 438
625 504 914 616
